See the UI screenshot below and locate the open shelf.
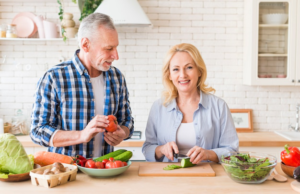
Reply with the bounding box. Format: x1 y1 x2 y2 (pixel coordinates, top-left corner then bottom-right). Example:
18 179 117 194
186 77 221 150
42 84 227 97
0 38 76 41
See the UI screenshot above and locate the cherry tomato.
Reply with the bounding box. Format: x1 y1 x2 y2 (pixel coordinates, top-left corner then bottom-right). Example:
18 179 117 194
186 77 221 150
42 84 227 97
122 161 127 166
114 160 124 168
105 160 124 169
105 161 115 169
95 161 104 169
109 157 114 162
102 159 109 164
85 160 96 168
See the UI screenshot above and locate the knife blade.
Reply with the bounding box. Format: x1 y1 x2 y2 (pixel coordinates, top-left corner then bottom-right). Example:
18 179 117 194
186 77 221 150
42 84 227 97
173 152 190 159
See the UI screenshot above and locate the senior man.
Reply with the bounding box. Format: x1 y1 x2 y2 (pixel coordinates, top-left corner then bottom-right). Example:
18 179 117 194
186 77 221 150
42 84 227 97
30 13 134 158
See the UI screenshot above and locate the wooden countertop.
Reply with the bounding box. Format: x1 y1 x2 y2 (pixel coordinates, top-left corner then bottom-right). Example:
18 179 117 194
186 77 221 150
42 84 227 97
0 162 297 193
18 132 300 148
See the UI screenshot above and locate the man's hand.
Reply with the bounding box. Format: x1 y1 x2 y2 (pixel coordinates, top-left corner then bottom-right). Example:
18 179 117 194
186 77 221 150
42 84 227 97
80 115 108 143
104 125 129 146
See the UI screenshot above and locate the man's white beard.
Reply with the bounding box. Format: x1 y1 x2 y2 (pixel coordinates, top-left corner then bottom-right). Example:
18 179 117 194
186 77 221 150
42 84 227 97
96 63 110 71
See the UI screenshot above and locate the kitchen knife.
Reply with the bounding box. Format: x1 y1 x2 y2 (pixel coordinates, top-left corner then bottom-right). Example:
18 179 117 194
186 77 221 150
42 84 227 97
173 152 190 159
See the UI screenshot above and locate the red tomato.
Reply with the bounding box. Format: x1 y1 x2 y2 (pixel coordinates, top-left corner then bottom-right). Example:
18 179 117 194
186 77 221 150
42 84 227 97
105 115 118 132
105 160 124 169
85 160 96 168
122 161 127 166
105 161 115 169
102 159 109 164
114 160 124 168
95 161 104 169
109 157 114 162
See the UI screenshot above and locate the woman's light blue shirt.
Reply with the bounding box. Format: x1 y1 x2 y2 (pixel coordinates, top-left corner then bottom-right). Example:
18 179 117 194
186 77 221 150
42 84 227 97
142 91 239 162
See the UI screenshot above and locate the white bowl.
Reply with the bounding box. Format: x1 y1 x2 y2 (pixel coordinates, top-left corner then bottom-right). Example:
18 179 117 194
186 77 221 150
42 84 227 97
262 13 288 24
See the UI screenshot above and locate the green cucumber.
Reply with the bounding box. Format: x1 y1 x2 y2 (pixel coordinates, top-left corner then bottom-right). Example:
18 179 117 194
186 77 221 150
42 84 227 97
114 151 133 162
94 149 127 162
163 164 182 170
181 158 195 168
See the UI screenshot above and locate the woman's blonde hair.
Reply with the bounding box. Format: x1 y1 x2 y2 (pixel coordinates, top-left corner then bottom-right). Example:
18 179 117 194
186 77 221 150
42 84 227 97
162 43 215 106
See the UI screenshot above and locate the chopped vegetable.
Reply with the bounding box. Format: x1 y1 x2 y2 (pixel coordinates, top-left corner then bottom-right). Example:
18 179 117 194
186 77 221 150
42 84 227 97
163 164 182 170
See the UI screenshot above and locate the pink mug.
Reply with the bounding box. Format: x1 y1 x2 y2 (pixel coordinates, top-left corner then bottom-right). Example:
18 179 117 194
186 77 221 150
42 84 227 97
43 20 60 38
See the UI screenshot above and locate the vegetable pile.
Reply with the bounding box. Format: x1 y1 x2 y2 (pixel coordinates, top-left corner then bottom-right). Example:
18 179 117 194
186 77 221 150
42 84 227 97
0 133 34 179
221 153 274 182
75 149 132 169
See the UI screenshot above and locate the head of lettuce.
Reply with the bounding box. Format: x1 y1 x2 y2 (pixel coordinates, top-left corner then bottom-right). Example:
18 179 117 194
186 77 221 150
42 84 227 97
0 133 33 179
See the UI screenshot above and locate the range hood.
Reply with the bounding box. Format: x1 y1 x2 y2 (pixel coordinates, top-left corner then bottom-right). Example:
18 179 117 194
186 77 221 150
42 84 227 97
94 0 152 27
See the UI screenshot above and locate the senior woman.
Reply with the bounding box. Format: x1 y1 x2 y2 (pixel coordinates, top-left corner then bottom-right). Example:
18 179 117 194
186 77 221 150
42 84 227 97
142 43 239 164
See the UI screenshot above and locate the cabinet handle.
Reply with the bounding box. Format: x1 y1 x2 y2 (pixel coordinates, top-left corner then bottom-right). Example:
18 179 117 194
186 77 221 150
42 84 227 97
292 80 295 82
298 80 300 83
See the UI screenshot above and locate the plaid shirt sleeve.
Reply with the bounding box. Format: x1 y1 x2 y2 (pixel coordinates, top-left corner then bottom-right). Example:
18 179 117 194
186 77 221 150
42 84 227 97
30 71 58 147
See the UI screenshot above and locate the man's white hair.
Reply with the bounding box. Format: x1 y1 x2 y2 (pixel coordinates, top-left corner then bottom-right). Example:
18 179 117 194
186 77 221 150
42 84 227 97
77 13 115 48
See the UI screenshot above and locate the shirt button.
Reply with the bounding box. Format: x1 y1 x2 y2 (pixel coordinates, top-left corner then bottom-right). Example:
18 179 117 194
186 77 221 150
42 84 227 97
194 123 197 125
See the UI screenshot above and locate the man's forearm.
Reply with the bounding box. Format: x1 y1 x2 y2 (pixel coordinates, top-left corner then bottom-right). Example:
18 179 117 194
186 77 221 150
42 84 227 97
120 125 130 139
53 130 83 147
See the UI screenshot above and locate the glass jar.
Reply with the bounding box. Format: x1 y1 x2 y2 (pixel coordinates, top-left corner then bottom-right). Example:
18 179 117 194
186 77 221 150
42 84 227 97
0 24 6 38
10 109 30 135
6 24 17 38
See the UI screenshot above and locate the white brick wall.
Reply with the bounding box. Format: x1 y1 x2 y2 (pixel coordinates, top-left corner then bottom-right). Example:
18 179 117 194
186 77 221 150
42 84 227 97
0 0 299 137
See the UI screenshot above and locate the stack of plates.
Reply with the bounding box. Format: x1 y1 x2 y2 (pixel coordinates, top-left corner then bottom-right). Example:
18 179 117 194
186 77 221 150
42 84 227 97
12 12 38 38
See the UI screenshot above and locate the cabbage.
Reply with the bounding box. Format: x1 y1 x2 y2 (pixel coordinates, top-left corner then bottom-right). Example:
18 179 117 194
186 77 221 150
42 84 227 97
0 134 33 176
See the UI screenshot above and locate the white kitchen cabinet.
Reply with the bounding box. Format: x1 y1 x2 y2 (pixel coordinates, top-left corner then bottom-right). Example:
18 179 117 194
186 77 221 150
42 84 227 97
243 0 300 86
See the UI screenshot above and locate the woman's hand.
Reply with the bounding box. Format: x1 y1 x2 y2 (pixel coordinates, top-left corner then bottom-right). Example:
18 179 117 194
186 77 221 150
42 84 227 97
156 142 179 161
187 146 210 164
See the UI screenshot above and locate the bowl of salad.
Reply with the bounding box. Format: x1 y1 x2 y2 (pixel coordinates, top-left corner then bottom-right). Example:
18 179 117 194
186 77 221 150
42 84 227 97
220 152 277 184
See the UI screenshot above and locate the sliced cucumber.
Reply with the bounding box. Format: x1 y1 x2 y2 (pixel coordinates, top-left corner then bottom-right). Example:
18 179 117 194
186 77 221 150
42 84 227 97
163 164 182 171
181 158 195 168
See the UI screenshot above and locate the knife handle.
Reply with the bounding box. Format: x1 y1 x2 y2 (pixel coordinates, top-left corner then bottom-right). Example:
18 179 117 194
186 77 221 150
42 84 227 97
173 151 178 159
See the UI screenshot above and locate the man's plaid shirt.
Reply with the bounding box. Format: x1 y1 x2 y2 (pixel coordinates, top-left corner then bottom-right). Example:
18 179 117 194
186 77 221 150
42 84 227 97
30 50 134 158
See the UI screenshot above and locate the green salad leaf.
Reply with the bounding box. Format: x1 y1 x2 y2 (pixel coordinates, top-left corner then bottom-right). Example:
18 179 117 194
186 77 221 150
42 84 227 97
221 153 273 182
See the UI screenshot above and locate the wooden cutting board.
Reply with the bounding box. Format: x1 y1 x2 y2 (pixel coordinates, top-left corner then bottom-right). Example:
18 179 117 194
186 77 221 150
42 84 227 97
291 180 300 193
138 162 215 177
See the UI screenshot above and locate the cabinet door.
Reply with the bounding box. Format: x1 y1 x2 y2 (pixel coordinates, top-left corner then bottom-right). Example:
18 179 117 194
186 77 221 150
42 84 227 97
244 0 297 86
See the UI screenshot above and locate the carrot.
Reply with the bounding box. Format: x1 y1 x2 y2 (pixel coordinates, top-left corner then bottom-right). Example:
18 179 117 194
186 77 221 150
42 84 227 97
34 151 74 166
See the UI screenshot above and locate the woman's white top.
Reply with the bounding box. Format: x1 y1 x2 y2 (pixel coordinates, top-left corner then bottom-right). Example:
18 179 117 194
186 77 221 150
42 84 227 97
176 122 196 155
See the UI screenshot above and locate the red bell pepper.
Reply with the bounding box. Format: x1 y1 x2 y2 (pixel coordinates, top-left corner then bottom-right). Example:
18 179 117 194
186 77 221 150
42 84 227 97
281 144 300 167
